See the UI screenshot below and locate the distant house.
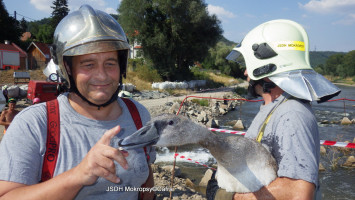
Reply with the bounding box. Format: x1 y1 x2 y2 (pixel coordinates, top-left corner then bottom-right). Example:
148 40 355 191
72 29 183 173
130 40 143 59
0 41 21 70
12 43 28 70
128 30 143 59
27 42 51 70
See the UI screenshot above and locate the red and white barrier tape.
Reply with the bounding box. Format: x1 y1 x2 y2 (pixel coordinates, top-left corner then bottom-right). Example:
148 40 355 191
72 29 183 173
208 128 355 149
208 128 246 135
174 153 216 171
172 130 354 172
320 140 355 148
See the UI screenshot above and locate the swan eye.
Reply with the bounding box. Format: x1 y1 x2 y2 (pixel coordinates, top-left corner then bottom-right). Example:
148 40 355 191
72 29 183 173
168 120 174 125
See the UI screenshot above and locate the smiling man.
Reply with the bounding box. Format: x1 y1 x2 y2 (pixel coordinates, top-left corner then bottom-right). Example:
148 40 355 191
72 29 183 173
0 5 155 200
72 52 121 105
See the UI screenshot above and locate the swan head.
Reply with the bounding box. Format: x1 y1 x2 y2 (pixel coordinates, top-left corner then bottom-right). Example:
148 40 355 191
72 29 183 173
119 114 206 150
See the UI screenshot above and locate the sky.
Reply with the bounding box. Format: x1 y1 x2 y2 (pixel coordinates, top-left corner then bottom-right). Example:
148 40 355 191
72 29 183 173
3 0 355 52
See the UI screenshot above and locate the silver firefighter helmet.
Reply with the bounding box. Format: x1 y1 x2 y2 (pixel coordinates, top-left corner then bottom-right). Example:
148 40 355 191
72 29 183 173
51 4 130 89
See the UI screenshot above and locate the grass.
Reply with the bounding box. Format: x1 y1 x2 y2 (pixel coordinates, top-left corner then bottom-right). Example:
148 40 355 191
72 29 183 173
125 65 241 92
324 75 355 85
123 71 153 91
191 99 209 107
0 69 47 86
208 72 240 86
190 67 242 89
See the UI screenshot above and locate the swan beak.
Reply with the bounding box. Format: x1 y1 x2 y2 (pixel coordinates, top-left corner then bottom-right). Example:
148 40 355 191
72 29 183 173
118 123 160 150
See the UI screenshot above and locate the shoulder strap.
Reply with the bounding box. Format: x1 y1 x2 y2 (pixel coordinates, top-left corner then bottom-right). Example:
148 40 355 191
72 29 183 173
256 97 289 143
41 99 60 182
121 98 150 162
121 98 143 129
121 98 151 199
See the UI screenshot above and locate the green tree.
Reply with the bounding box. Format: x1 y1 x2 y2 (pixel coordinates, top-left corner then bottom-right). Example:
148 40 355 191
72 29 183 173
36 24 55 44
27 18 52 36
324 54 344 76
314 64 324 74
19 17 27 32
39 0 69 44
0 0 23 43
202 41 243 78
51 0 69 28
342 50 355 77
118 0 222 80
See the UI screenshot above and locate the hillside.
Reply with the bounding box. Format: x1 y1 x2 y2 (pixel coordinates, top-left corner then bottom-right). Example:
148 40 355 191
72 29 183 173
219 35 237 47
309 51 346 67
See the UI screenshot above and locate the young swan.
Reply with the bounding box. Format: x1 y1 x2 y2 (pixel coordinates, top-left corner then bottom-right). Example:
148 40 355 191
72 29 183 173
119 114 277 193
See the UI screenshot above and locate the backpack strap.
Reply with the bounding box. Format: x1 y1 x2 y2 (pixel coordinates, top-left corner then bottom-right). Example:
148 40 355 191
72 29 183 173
121 98 150 162
121 97 152 200
41 99 60 182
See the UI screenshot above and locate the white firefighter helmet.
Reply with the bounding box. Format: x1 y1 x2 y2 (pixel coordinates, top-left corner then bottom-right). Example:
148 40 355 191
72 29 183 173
51 4 130 89
226 19 340 102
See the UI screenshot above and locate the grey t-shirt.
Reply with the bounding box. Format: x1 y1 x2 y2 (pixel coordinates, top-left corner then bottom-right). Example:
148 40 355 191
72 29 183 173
245 93 320 187
0 93 156 199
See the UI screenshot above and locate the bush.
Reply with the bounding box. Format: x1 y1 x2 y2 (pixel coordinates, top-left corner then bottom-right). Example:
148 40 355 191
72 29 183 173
127 58 162 83
136 65 162 82
191 66 210 80
191 99 209 107
234 87 247 95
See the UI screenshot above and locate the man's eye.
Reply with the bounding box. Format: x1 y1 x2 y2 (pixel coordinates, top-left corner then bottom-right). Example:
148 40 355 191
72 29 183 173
84 64 94 68
106 62 118 67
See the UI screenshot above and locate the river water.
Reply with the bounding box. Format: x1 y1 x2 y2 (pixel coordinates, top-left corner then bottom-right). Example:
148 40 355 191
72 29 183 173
155 84 355 199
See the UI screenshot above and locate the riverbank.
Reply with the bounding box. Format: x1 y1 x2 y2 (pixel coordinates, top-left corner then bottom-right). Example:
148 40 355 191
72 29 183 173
1 85 354 199
0 87 241 199
334 82 355 87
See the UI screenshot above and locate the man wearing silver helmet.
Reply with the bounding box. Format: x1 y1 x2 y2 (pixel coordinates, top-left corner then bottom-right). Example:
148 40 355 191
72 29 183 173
207 19 340 199
0 5 155 200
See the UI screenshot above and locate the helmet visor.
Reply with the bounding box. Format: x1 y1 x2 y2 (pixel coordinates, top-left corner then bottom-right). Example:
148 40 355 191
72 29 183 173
226 50 241 62
226 42 242 62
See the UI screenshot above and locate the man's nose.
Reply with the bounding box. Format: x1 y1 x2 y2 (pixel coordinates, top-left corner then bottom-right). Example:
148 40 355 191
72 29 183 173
95 64 109 80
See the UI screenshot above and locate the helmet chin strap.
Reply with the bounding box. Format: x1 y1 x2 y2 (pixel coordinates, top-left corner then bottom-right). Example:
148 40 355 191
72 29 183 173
72 86 120 110
69 76 122 110
246 79 276 100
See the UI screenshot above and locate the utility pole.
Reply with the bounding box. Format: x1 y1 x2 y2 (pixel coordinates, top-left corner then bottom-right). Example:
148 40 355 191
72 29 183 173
14 11 16 20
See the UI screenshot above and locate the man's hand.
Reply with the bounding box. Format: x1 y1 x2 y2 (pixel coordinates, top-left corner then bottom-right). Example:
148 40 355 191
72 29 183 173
73 125 129 186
